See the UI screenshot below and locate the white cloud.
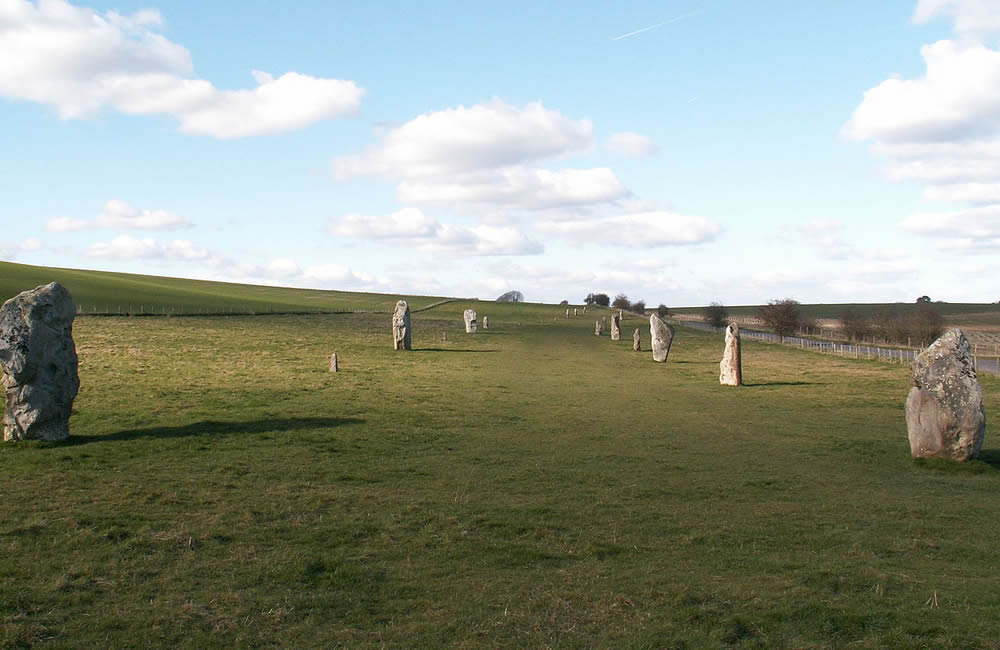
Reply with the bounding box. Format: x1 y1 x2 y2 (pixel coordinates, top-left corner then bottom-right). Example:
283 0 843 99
606 132 658 158
913 0 1000 40
900 205 1000 249
397 166 628 211
0 0 364 137
85 235 213 260
796 218 853 260
46 199 191 231
332 100 592 179
0 237 45 261
330 207 543 256
535 210 720 247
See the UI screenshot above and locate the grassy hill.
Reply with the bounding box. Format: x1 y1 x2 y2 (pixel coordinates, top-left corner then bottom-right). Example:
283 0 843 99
0 261 456 314
672 301 1000 325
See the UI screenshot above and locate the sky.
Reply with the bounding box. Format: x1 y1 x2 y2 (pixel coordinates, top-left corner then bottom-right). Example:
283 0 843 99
2 0 999 306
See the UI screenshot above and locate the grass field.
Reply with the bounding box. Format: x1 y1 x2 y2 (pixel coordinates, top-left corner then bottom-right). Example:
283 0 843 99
1 298 998 647
0 261 456 314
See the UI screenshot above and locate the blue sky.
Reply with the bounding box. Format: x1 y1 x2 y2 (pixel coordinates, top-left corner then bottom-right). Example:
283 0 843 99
2 0 998 305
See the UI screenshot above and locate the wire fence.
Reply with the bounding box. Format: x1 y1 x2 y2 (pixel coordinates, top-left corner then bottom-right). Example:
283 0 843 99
679 321 1000 376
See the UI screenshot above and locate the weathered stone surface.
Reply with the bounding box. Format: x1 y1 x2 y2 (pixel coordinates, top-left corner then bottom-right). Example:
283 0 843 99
573 308 578 316
633 328 641 351
719 323 742 386
565 309 570 318
595 320 603 336
482 315 488 329
611 312 621 341
392 300 411 350
329 353 338 372
464 309 478 333
649 314 674 362
0 282 79 441
905 328 985 461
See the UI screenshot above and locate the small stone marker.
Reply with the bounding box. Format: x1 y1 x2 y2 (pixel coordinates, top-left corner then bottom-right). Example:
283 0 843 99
566 308 570 318
611 312 621 341
464 309 478 333
329 353 338 372
574 308 578 316
482 315 488 329
0 282 80 441
392 300 411 350
649 314 674 363
719 323 742 386
595 320 603 336
633 328 641 351
905 328 985 461
441 331 448 342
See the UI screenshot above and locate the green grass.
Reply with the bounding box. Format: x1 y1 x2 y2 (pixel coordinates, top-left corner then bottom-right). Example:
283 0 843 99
0 261 457 314
1 305 998 647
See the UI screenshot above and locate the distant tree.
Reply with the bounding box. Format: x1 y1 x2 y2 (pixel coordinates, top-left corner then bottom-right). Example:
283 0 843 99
559 299 569 305
612 293 631 310
584 293 596 305
630 300 646 314
657 304 671 318
916 295 931 303
838 309 870 342
759 298 801 338
496 290 524 303
593 293 610 307
703 302 729 329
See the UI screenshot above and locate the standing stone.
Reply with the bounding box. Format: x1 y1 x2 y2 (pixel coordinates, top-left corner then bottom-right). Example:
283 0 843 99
392 300 411 350
595 320 604 336
583 306 587 313
633 328 641 351
0 282 79 441
482 315 488 329
464 309 478 333
719 323 742 386
611 312 622 341
905 328 985 461
649 314 674 363
574 308 578 316
329 353 339 372
565 309 570 318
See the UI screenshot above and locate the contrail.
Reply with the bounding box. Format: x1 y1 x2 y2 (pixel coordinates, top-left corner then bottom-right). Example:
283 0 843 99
611 8 703 41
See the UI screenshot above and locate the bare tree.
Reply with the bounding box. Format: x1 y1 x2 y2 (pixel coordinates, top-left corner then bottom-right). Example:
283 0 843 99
839 309 870 341
703 302 728 329
612 293 631 310
759 299 801 338
630 299 646 314
657 304 671 318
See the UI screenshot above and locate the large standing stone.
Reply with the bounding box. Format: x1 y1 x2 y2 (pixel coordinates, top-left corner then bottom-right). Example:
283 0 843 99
595 320 603 336
0 282 79 441
905 328 985 461
719 323 742 386
565 309 570 318
649 314 674 363
392 300 411 350
633 328 641 351
482 315 488 329
464 309 478 333
611 312 621 341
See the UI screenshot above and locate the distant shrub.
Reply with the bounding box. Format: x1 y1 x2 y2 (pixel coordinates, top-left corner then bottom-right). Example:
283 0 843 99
759 299 801 337
839 309 870 341
559 299 568 305
630 300 646 314
703 302 728 329
590 293 610 307
657 304 671 318
916 295 931 303
612 293 631 310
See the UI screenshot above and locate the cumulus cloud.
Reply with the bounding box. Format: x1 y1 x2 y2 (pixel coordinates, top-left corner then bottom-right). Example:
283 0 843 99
913 0 1000 40
47 199 191 232
535 210 720 247
0 237 45 261
330 207 543 256
900 205 1000 249
605 132 658 158
333 100 592 179
85 235 212 260
796 218 854 259
0 0 364 137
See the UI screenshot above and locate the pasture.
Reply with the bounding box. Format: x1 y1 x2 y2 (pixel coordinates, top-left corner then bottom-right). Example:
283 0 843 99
1 297 998 648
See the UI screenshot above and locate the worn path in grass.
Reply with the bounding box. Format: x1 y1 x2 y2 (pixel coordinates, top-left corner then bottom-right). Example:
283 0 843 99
1 305 998 647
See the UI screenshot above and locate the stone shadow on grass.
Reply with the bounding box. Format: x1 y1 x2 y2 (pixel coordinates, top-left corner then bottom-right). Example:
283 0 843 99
974 450 1000 470
61 417 363 445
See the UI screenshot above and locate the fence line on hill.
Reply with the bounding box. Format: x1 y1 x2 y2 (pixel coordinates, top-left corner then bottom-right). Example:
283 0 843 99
678 320 1000 376
73 297 466 318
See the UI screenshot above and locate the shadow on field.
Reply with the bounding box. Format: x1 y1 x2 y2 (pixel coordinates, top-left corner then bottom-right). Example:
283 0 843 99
63 417 363 445
975 449 1000 469
413 348 498 353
